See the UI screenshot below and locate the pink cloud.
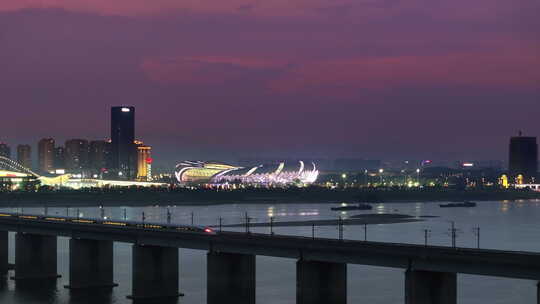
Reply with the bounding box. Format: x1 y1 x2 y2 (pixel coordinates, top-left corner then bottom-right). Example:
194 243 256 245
0 0 371 16
141 46 539 96
268 49 540 95
140 56 289 85
1 0 536 20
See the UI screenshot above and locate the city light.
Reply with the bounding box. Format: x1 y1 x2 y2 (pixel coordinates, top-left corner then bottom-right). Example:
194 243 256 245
175 160 319 186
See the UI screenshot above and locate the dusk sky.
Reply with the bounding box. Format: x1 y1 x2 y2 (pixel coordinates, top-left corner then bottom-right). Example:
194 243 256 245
0 0 539 167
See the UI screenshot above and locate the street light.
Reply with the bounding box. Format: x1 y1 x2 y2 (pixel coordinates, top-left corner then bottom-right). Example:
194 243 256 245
416 168 421 185
378 168 384 185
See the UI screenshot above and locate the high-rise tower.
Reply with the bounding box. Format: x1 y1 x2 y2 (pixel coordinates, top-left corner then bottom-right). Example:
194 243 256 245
111 106 136 179
0 143 10 159
16 145 32 168
509 132 538 184
65 139 89 173
38 138 55 173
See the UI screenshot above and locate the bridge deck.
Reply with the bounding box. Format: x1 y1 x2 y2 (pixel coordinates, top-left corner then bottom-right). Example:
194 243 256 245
1 216 539 280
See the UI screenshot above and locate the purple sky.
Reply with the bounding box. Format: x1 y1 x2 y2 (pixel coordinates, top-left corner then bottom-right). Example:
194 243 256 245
0 1 539 167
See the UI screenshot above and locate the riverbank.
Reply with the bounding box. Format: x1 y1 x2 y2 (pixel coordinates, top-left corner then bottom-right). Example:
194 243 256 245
0 188 538 207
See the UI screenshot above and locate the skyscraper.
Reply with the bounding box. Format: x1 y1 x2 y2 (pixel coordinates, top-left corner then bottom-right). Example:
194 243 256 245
135 141 152 181
89 140 111 174
65 139 89 173
16 145 32 168
0 143 10 159
111 106 136 179
38 138 55 173
509 133 538 184
54 147 66 170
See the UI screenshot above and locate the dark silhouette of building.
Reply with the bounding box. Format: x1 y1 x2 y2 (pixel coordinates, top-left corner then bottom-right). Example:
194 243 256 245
54 147 66 170
38 138 55 173
65 139 89 173
509 133 538 183
111 106 136 179
0 143 11 159
89 140 111 175
16 145 32 168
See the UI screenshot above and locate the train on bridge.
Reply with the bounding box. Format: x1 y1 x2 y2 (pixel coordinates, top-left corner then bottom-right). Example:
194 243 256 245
0 212 216 234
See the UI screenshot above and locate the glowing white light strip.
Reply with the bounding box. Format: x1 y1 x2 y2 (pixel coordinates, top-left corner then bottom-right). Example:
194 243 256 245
298 161 305 174
274 162 285 175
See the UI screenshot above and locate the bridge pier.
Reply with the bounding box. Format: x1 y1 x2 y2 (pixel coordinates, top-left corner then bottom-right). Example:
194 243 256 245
65 238 117 289
0 231 7 276
127 244 182 300
296 260 347 304
405 269 456 304
207 252 256 304
12 233 60 280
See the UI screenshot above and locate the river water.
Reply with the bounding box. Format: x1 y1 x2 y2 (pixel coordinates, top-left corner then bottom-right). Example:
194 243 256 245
0 199 539 304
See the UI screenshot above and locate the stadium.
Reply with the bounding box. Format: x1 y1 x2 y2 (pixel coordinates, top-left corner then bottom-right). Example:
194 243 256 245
175 161 319 186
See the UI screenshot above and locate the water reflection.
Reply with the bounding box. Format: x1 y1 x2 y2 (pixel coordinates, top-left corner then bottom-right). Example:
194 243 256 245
13 279 58 302
68 289 114 304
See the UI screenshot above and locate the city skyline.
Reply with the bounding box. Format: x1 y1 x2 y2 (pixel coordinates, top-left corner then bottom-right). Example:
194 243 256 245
1 2 540 304
0 0 538 165
0 130 538 169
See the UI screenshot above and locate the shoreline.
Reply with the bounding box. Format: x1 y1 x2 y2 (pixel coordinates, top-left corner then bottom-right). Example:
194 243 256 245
0 189 538 207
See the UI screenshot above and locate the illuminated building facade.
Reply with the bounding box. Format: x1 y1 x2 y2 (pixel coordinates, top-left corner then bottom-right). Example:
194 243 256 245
509 134 538 184
38 138 55 173
175 161 319 186
111 106 136 179
16 145 31 169
136 142 152 181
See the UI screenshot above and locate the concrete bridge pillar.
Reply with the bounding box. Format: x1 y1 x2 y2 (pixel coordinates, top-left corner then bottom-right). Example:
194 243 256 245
296 260 347 304
65 238 117 289
405 269 456 304
0 231 7 276
207 252 256 304
12 233 60 280
127 244 182 300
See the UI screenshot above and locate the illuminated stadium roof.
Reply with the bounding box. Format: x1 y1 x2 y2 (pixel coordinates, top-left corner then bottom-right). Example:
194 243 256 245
0 156 71 186
175 160 318 185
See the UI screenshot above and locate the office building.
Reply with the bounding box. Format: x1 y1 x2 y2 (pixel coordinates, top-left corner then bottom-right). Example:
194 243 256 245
111 106 136 179
89 140 111 174
54 147 66 170
0 143 11 159
136 141 152 181
509 133 538 183
16 145 32 168
65 139 89 173
38 138 55 173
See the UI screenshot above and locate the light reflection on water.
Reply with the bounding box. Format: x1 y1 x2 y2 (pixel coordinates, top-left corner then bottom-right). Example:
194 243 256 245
1 200 540 304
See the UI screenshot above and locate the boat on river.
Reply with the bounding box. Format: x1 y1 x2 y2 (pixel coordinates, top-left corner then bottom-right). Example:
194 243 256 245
439 201 477 208
331 203 373 211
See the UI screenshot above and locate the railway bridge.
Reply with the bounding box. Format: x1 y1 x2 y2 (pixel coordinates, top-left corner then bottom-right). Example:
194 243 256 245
1 213 540 304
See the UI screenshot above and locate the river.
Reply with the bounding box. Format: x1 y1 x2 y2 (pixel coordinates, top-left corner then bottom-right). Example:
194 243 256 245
0 199 539 304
